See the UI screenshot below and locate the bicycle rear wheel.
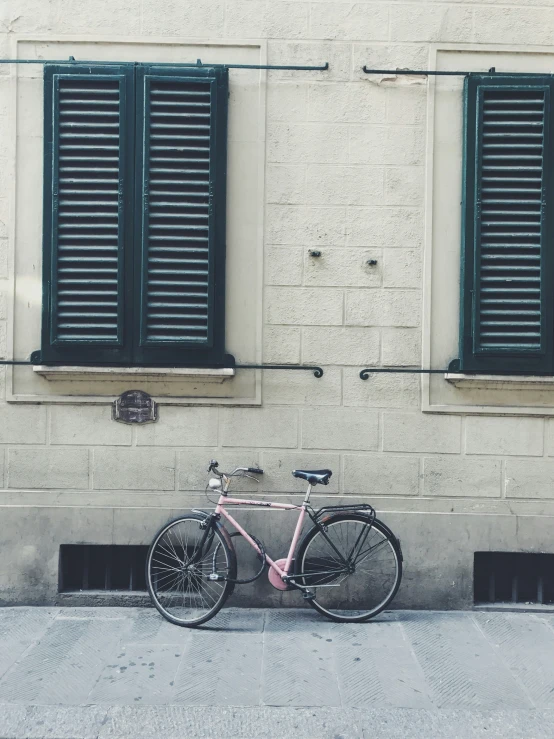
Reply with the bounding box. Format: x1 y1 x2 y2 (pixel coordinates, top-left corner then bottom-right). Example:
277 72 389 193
294 514 402 623
146 514 236 627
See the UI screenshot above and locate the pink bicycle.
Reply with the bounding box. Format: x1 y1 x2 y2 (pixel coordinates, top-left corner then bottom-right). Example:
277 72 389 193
146 460 403 627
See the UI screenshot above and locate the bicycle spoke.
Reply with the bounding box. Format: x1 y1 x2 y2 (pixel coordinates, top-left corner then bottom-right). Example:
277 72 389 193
354 537 391 565
348 521 372 564
151 558 184 574
155 570 182 591
157 539 183 564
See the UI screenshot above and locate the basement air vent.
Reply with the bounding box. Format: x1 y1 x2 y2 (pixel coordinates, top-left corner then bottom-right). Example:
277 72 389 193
474 552 554 605
59 545 148 592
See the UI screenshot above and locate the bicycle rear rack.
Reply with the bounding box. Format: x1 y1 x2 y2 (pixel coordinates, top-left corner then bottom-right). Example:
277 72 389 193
315 503 376 522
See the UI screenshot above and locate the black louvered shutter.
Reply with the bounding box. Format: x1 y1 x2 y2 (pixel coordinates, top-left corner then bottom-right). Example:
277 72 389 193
134 66 229 367
460 75 554 373
41 65 134 364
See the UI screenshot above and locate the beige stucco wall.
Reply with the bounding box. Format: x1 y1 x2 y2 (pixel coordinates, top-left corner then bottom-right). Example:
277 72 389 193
1 0 554 607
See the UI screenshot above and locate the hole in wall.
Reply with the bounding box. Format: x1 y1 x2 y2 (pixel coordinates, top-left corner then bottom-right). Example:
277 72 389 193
59 545 148 592
474 552 554 605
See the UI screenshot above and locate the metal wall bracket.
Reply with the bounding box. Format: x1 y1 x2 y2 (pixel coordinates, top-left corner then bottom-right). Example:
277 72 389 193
0 57 329 72
236 364 323 377
362 66 554 78
359 363 554 379
359 367 450 380
362 66 470 76
7 355 324 377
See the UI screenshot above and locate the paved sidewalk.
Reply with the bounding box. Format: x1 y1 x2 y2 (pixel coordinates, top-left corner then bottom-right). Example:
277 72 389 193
1 607 554 738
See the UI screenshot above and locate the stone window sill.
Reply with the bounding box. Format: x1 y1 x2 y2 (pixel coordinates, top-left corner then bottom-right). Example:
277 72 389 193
445 373 554 390
33 365 235 384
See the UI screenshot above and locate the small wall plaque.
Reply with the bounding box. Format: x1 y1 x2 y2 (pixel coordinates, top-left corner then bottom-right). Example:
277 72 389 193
112 390 157 424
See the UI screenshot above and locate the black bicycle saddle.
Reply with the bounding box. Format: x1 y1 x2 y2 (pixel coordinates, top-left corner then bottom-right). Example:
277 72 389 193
292 469 332 486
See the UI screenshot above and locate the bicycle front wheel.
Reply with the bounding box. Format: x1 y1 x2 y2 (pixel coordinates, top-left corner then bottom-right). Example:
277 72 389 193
146 514 236 627
295 514 402 623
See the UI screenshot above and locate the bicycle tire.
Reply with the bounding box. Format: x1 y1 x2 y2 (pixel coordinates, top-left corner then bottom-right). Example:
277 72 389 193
294 514 402 623
146 514 237 627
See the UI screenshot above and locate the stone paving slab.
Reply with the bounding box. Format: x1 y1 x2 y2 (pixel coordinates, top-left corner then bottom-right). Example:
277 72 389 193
0 610 57 685
1 607 554 737
473 611 554 708
401 611 532 710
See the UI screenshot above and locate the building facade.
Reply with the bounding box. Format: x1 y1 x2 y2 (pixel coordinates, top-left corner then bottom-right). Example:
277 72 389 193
1 0 554 609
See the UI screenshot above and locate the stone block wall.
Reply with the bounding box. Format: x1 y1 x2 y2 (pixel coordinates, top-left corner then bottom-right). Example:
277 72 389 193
1 0 554 607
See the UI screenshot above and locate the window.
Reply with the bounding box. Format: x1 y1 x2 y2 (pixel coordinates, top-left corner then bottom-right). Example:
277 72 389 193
459 74 554 374
38 63 230 368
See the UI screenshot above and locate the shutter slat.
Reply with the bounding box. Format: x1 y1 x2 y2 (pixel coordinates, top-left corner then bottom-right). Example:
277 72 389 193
148 281 209 287
482 210 540 215
150 124 210 130
149 191 209 198
149 259 208 264
474 85 548 353
483 121 543 127
482 255 541 260
148 235 208 242
150 135 210 141
150 213 209 219
148 247 209 253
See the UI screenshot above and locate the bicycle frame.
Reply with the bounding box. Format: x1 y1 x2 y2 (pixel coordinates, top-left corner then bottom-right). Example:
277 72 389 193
215 495 309 581
213 478 360 585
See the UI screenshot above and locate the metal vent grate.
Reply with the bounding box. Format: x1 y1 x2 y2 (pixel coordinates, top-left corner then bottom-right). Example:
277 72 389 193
53 76 124 343
476 87 546 350
59 545 147 592
144 77 213 344
474 552 554 604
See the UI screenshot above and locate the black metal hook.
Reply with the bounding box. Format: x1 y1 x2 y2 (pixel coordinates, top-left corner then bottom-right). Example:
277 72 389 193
362 66 469 77
361 66 554 78
0 58 330 72
236 364 323 378
359 365 554 379
0 358 324 377
360 367 449 379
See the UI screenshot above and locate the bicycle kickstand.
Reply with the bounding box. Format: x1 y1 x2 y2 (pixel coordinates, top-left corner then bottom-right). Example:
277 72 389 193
285 577 316 600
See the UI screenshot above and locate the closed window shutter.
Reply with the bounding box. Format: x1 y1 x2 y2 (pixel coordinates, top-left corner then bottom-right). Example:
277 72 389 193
41 65 134 364
134 66 229 366
460 75 554 373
